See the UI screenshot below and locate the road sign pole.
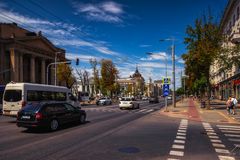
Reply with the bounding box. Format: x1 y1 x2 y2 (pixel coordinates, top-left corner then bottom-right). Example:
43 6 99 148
163 82 169 112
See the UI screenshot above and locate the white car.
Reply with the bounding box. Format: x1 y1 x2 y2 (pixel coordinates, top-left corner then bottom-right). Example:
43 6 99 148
119 97 140 109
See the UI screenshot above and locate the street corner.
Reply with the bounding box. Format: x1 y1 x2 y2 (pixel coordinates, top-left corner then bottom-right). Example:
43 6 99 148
159 106 189 119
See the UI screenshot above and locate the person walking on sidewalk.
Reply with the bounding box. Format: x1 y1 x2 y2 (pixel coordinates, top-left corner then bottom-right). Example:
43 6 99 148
231 96 238 115
226 97 233 115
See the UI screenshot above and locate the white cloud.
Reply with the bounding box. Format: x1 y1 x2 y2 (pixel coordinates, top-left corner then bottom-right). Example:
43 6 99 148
66 53 101 62
139 44 151 48
0 6 121 57
72 1 124 23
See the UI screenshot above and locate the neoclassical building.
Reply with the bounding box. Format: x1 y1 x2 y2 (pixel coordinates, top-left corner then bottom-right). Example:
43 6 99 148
0 23 66 85
210 0 240 100
117 67 145 97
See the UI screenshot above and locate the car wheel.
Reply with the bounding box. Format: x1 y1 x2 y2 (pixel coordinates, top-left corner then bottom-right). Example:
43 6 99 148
50 119 59 131
80 115 86 124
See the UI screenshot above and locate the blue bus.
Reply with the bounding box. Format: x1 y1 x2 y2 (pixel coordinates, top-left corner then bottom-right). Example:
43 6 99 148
0 85 5 113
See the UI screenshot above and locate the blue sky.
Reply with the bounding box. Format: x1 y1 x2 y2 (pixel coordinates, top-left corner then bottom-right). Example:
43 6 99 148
0 0 228 88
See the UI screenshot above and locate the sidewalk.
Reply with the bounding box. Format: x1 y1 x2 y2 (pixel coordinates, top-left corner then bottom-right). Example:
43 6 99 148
160 98 240 124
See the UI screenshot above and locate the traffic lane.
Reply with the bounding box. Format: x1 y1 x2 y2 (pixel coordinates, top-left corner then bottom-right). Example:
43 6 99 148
0 107 160 160
53 112 181 160
0 109 126 152
184 121 218 160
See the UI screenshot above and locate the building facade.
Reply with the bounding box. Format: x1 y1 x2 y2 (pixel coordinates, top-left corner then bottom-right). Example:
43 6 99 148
210 0 240 100
117 67 145 97
0 23 66 85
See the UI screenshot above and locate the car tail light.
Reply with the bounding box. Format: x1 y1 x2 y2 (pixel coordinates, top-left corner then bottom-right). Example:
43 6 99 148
21 101 26 108
35 113 43 120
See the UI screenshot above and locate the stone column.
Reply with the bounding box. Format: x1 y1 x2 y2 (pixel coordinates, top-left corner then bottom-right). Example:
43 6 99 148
0 44 5 83
30 56 35 83
19 53 23 82
41 59 46 84
10 48 19 82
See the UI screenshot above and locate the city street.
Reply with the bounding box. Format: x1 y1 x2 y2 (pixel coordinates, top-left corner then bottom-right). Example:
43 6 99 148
0 99 239 160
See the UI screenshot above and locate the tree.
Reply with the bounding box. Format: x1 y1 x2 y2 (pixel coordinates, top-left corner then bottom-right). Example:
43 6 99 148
100 59 118 97
89 58 100 94
76 69 90 92
183 13 223 107
57 64 76 88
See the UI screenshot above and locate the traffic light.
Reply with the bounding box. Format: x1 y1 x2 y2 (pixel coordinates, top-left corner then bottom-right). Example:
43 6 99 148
76 58 79 65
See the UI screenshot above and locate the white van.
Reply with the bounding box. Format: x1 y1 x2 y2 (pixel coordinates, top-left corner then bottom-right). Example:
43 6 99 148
3 82 80 116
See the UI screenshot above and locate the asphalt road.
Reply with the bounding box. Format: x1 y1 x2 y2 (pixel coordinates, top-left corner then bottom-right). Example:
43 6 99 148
0 100 240 160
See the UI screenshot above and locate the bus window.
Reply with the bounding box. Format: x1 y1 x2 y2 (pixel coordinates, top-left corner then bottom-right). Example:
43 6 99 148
4 90 22 102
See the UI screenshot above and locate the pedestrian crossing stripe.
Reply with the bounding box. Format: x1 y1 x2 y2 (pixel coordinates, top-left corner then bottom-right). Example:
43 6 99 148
217 125 240 129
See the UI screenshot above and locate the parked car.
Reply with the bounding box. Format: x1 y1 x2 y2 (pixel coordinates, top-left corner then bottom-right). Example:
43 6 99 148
16 102 86 131
142 96 149 101
119 97 140 109
149 96 159 103
96 97 112 105
167 95 172 100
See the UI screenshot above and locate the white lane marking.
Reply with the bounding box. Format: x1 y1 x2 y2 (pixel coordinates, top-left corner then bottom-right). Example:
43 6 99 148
206 129 214 132
178 129 186 133
220 130 240 134
177 132 186 136
219 128 240 131
169 150 184 156
211 139 222 143
167 158 180 160
207 132 217 135
137 109 148 113
218 156 235 160
176 136 186 140
172 144 185 149
215 148 230 154
209 135 219 139
217 125 240 129
212 143 225 148
224 134 240 138
228 138 240 142
174 140 185 144
144 109 154 113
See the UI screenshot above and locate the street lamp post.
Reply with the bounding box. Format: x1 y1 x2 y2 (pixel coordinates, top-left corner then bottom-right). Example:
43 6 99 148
46 61 71 85
146 52 168 111
160 38 176 108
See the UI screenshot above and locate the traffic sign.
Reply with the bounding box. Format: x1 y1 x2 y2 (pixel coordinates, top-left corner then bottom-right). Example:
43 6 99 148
162 77 171 84
163 84 169 96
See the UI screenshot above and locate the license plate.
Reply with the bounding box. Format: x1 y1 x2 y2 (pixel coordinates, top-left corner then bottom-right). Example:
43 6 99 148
22 116 30 119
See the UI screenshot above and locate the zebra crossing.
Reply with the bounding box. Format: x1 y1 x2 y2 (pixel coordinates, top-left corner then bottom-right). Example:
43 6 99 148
84 107 156 114
217 124 240 157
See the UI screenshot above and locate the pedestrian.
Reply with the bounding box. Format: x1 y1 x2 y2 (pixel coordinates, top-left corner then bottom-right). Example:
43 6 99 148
231 96 238 115
226 97 233 115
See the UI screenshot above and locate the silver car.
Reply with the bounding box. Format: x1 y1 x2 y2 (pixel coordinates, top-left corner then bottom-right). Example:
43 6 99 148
96 97 112 105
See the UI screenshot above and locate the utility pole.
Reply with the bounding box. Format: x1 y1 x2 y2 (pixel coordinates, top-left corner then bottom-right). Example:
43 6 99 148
172 40 176 108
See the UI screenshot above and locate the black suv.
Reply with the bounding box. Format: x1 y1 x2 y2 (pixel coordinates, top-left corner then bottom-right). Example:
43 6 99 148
16 102 86 131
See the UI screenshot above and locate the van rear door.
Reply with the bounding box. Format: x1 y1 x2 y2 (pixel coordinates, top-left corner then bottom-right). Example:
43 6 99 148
3 89 22 116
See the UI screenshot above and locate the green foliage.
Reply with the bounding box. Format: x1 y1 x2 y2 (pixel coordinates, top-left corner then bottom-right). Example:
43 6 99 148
176 87 184 95
57 63 76 88
183 12 222 94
